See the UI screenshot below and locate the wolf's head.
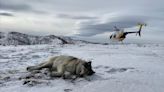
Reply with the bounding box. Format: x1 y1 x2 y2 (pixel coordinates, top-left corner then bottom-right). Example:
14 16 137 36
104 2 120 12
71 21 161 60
83 61 95 76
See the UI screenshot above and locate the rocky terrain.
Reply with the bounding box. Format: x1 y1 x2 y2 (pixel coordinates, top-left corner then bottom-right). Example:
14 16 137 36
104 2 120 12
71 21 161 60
0 32 98 45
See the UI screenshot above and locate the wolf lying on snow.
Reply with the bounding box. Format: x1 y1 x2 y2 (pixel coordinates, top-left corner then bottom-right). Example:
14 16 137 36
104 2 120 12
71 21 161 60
27 55 95 79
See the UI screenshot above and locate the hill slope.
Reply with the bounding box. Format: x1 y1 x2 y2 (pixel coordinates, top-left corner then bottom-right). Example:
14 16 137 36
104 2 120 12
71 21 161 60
0 32 94 45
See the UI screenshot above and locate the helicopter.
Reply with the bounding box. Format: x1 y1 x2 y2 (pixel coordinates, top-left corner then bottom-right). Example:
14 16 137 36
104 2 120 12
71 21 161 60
109 23 146 42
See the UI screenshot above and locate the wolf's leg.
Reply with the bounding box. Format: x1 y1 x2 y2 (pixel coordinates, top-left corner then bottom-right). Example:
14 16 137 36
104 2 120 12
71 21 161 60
27 61 52 71
62 72 76 79
50 65 64 77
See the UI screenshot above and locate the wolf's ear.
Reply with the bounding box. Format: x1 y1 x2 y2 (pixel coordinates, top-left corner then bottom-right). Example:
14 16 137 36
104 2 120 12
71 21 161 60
84 61 92 68
88 61 92 65
83 62 88 68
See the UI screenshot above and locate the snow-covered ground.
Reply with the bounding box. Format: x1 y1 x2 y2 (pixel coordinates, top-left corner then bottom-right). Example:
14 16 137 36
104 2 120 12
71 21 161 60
0 43 164 92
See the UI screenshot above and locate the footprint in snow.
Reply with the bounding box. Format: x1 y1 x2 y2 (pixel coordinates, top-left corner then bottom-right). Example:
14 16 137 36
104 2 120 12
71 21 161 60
105 67 135 74
93 65 110 69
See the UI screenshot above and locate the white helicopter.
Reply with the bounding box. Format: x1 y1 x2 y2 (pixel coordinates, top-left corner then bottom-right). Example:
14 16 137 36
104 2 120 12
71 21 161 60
109 23 146 42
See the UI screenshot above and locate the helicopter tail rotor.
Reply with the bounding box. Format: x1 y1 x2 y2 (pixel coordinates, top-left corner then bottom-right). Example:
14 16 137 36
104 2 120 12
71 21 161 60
137 23 147 37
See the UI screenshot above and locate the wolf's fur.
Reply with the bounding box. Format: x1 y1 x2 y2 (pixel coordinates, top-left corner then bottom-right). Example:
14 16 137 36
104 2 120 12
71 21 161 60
27 55 95 79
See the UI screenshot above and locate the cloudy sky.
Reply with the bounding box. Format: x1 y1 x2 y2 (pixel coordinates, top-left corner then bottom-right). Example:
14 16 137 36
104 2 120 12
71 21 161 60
0 0 164 43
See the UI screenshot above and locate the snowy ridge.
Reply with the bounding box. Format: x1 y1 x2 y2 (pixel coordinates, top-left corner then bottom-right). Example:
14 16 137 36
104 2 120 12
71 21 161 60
0 32 96 45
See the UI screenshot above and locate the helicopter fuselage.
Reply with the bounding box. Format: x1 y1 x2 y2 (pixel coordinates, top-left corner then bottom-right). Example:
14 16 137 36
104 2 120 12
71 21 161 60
110 30 126 41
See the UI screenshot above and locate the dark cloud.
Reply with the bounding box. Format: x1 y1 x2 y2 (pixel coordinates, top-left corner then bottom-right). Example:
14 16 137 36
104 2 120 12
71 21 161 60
0 1 31 11
77 15 148 36
0 12 14 16
0 0 46 14
57 14 97 20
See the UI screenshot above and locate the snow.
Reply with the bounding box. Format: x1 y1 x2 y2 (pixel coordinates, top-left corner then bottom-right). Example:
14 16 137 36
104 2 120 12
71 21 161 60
0 43 164 92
